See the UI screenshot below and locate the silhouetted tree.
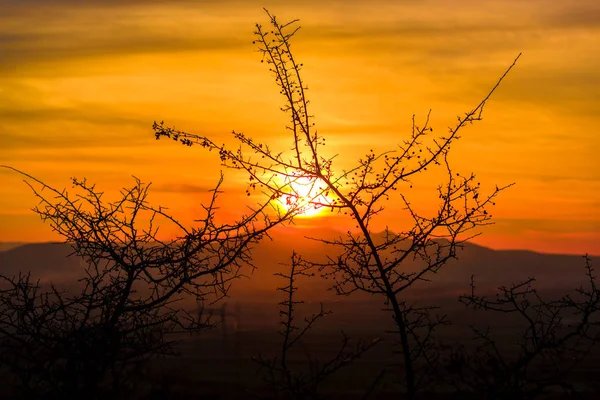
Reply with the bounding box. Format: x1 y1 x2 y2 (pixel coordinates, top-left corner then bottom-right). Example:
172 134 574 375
153 8 520 398
252 252 380 400
0 167 296 399
439 254 600 399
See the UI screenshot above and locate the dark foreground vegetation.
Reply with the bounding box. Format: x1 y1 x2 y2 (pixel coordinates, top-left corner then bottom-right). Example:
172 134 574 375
1 9 598 400
2 265 598 399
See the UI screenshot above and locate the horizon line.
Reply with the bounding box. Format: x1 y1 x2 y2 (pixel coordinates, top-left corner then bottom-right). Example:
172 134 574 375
1 240 597 258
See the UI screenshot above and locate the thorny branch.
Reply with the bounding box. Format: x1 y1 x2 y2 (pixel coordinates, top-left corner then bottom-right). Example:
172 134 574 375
252 252 380 400
439 255 600 398
0 165 294 398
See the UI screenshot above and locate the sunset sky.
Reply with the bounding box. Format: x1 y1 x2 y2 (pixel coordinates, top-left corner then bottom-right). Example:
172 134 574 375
1 0 598 255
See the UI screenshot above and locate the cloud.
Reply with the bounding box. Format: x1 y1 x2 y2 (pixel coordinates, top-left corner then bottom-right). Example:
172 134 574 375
152 182 218 194
485 66 600 116
0 82 153 149
0 1 258 73
0 104 147 126
492 218 600 240
0 29 247 73
542 2 600 29
2 0 597 76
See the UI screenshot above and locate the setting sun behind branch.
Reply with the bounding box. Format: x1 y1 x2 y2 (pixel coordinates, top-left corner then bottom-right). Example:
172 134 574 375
275 176 332 218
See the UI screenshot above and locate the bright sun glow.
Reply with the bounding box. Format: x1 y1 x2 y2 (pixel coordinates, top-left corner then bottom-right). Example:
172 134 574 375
276 176 332 218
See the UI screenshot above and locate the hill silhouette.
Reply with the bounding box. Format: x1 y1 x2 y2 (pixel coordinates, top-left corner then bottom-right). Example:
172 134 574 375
1 227 596 301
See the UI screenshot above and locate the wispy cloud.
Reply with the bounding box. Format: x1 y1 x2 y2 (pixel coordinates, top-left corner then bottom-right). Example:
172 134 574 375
152 182 220 194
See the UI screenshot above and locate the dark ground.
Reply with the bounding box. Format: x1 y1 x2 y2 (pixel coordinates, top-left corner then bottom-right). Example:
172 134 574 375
132 296 600 399
0 295 598 399
1 241 599 398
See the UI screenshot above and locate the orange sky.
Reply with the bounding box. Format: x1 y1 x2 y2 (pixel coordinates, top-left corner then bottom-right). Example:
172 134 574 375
1 0 598 255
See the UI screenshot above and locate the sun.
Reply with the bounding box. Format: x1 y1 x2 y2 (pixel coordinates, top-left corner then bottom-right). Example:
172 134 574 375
276 176 332 218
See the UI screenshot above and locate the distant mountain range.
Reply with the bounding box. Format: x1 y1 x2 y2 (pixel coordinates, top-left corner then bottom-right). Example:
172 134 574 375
0 242 25 252
1 229 598 334
1 228 597 302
